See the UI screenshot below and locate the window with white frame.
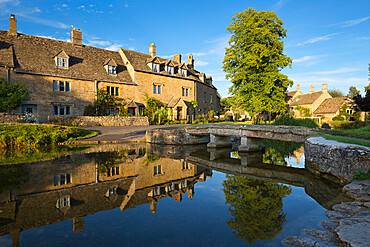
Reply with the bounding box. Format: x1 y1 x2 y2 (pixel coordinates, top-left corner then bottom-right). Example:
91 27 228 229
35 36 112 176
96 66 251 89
152 63 160 72
56 195 70 208
53 105 71 116
53 81 70 92
54 174 72 186
56 57 69 68
181 69 187 77
107 65 117 75
167 66 174 75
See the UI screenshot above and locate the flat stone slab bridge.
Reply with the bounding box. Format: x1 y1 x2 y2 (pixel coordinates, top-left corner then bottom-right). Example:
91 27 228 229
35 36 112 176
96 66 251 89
146 124 319 152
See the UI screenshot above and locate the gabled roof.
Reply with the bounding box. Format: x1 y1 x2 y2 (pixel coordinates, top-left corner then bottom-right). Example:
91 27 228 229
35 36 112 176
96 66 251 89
164 60 175 66
0 30 133 84
314 96 350 114
103 58 118 67
167 97 181 108
145 56 162 64
55 49 69 59
290 91 325 106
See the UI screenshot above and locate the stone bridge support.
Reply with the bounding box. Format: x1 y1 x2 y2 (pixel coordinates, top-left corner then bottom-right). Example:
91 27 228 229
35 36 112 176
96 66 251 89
207 134 232 148
238 136 265 152
240 152 264 166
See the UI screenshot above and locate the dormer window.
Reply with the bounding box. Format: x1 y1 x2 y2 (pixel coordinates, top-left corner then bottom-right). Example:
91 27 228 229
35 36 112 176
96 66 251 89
167 66 174 75
107 65 116 75
152 63 160 72
181 69 187 77
54 50 70 69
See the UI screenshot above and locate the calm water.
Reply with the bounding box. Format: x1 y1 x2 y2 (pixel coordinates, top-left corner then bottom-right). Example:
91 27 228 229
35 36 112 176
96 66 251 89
0 141 347 246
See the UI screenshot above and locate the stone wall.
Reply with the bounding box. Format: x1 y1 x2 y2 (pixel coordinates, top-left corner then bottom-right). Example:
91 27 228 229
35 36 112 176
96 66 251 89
305 137 370 184
0 113 24 123
48 116 149 127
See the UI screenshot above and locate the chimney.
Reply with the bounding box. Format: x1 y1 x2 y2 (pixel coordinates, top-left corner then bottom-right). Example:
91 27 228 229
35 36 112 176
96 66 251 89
149 43 156 57
174 54 181 63
9 14 17 36
322 83 327 93
297 84 301 92
310 85 314 94
71 28 82 46
187 54 194 69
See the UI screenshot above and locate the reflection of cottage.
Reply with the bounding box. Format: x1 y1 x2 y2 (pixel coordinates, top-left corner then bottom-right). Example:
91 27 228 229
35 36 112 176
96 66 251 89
0 15 220 122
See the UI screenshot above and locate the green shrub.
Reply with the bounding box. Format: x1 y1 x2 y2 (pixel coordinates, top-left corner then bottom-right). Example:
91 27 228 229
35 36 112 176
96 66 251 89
321 123 331 129
354 171 370 180
273 115 318 128
332 115 345 121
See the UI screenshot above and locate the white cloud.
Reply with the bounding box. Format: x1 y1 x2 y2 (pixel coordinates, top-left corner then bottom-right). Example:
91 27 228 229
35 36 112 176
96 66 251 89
333 16 370 28
108 4 113 8
312 67 361 75
298 33 338 46
293 56 317 63
86 40 111 47
105 43 123 51
272 0 288 11
62 4 68 8
124 3 129 8
196 60 209 66
16 13 69 29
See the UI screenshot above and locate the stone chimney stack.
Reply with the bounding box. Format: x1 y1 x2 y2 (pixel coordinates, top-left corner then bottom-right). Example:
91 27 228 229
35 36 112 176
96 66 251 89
297 84 300 92
200 73 206 83
149 43 156 57
322 83 327 93
71 28 82 46
187 54 194 69
310 85 314 94
9 14 17 36
174 54 181 63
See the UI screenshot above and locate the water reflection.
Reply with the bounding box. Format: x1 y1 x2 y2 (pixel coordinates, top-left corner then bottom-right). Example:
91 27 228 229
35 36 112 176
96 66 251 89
0 142 350 246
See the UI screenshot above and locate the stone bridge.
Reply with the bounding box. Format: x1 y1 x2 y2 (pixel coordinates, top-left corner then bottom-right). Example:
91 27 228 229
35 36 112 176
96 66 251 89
146 124 319 152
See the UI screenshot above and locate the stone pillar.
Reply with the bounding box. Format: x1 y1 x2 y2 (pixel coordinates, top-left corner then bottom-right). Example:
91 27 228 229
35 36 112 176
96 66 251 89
207 134 232 148
240 152 264 166
11 229 20 247
238 136 265 152
73 216 84 233
208 148 231 160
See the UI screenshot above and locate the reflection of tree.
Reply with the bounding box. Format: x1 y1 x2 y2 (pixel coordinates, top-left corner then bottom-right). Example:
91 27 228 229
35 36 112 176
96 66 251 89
95 151 128 173
222 175 292 245
0 165 29 194
263 140 303 166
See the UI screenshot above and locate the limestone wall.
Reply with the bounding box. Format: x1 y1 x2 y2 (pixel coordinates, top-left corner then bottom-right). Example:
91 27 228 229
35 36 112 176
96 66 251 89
305 137 370 184
48 116 149 126
0 113 24 123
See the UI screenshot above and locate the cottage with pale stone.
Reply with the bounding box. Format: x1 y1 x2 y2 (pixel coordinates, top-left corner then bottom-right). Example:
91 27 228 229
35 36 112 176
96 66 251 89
0 15 220 122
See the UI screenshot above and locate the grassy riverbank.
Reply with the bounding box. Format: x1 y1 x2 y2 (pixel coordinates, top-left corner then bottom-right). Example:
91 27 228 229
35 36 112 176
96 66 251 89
0 124 98 149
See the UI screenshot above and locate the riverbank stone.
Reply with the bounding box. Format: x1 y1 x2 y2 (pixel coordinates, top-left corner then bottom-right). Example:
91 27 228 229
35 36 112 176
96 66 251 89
335 222 370 247
283 236 329 247
305 229 338 246
320 219 339 231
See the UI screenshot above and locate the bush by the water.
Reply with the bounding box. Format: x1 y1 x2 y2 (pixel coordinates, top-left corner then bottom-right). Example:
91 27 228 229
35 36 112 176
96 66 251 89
0 124 97 149
273 115 318 128
354 171 370 180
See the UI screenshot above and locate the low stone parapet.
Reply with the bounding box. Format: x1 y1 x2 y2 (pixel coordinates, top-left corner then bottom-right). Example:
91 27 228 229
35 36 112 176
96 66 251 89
48 116 149 127
0 113 24 123
305 137 370 184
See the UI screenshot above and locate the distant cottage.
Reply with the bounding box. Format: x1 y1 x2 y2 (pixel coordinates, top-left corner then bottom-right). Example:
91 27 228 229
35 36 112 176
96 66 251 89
0 15 220 122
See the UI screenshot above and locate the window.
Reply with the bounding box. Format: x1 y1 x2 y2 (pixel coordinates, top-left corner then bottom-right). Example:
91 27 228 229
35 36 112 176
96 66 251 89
181 69 187 77
203 92 207 102
106 86 119 96
56 57 69 68
181 180 187 188
153 84 162 94
107 166 120 176
153 187 160 196
54 174 72 186
210 94 213 103
107 108 119 116
167 183 174 192
107 65 117 75
182 88 189 97
167 66 174 75
154 165 162 175
56 195 70 208
53 105 71 116
152 63 160 72
346 109 353 114
53 81 70 92
107 186 117 196
182 161 189 170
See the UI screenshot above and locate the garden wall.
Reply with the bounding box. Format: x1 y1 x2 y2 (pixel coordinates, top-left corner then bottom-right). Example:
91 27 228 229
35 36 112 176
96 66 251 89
48 116 149 127
0 113 23 123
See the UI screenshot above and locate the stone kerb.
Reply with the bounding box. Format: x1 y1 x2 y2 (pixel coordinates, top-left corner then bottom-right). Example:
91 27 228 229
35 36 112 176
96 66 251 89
48 116 149 127
305 137 370 184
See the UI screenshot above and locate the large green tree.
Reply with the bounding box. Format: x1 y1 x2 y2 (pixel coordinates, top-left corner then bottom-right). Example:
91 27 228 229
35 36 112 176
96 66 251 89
328 89 344 98
0 78 28 112
223 8 293 118
223 175 292 245
348 86 360 98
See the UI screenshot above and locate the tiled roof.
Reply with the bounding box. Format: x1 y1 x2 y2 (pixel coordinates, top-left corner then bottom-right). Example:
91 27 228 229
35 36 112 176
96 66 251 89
290 91 325 106
0 43 14 67
0 30 134 84
314 96 349 114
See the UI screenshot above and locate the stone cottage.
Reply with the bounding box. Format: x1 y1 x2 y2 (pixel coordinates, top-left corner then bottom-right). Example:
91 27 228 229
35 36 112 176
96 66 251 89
0 15 220 122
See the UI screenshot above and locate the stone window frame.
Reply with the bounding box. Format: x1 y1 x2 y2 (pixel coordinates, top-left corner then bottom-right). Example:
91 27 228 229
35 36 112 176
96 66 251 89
182 161 189 170
54 173 72 186
210 94 213 103
153 165 163 176
107 65 117 75
53 105 71 116
153 83 163 94
180 69 187 77
56 57 69 69
106 86 119 96
166 66 174 75
53 80 71 92
182 87 190 97
152 63 160 73
56 195 70 209
107 166 120 177
203 92 207 102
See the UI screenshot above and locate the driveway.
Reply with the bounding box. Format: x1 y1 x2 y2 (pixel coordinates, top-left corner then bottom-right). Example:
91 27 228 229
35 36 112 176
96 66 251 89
82 124 188 143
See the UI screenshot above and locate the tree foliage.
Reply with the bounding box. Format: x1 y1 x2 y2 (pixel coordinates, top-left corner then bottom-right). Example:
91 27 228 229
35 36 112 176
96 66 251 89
84 89 126 116
222 175 292 245
353 83 370 112
143 94 163 123
223 8 293 117
328 89 344 98
0 78 28 112
348 86 360 98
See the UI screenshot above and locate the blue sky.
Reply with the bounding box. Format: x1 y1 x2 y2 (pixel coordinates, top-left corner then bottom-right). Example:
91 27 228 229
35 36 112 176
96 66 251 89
0 0 369 97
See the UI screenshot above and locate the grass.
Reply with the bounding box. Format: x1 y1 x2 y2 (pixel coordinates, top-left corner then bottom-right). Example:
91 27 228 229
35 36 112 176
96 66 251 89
0 124 98 150
354 171 370 180
326 125 370 140
319 134 370 147
272 115 318 128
